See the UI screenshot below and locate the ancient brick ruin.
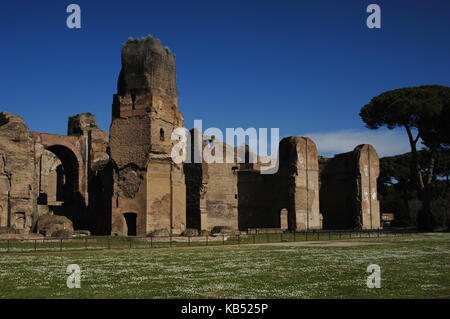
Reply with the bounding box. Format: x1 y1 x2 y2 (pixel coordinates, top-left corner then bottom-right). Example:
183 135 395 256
319 144 381 230
0 111 109 234
110 36 186 236
0 35 381 237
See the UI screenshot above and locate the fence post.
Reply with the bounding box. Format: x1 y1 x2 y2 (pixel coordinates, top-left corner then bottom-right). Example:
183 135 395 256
60 239 63 252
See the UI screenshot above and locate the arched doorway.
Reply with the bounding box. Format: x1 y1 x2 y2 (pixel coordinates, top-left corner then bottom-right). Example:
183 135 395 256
123 213 137 236
46 145 80 203
37 145 85 230
38 146 80 206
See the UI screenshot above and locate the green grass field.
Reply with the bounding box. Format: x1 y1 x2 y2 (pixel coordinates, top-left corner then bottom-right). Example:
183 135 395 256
0 233 448 299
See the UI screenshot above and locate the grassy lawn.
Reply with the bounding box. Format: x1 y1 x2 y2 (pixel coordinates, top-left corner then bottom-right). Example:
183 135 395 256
0 233 448 299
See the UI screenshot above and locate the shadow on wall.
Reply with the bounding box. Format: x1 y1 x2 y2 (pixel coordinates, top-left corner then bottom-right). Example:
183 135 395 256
123 212 137 236
37 146 113 235
237 169 284 230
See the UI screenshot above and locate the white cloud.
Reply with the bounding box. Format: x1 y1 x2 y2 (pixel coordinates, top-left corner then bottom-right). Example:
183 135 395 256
302 129 415 158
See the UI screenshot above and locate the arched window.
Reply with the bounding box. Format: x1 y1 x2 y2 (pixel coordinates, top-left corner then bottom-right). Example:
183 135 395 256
160 128 165 141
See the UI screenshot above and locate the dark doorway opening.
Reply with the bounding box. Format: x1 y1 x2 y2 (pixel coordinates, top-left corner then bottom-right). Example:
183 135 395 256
41 145 80 205
124 213 137 236
38 145 86 230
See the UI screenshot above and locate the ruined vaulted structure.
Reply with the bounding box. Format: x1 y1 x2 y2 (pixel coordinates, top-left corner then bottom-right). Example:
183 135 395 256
0 35 382 238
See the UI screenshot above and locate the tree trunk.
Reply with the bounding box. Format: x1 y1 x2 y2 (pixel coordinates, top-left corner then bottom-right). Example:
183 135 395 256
418 152 436 231
402 186 411 225
419 184 434 231
404 125 434 230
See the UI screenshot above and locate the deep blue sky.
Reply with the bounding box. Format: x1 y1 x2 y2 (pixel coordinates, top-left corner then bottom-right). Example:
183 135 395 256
1 0 449 156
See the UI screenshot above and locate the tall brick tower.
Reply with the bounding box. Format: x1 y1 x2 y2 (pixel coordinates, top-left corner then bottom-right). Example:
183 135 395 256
110 35 186 236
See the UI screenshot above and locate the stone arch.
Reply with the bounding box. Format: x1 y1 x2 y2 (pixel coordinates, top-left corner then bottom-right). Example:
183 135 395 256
44 145 80 204
32 133 87 205
38 150 63 205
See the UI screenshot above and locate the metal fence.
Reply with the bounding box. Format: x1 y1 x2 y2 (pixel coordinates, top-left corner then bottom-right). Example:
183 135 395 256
0 229 416 253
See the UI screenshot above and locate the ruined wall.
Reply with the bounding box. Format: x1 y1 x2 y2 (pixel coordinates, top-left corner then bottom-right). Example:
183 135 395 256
69 113 111 234
0 112 37 233
274 137 321 230
235 137 321 231
185 130 238 232
37 150 62 206
68 113 109 166
0 110 110 235
110 35 186 236
31 113 109 233
32 132 88 207
186 134 322 232
0 35 384 236
237 158 283 230
319 144 380 230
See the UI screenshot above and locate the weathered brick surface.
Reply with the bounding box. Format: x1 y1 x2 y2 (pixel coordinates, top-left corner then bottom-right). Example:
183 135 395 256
186 134 322 232
276 137 321 230
31 132 88 206
234 137 321 231
319 144 381 230
38 150 62 205
185 130 238 232
0 112 37 233
110 35 186 236
0 111 109 234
